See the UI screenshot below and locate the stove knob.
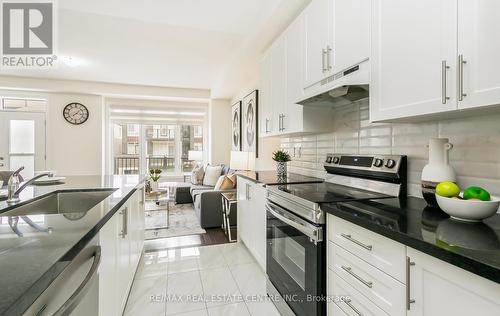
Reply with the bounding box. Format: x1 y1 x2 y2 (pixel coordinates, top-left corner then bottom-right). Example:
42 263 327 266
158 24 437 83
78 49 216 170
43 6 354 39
385 159 396 169
333 157 340 164
373 158 384 167
326 156 333 163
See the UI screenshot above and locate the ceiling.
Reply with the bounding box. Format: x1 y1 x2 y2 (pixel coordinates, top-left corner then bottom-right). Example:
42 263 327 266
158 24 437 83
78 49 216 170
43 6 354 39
0 0 309 98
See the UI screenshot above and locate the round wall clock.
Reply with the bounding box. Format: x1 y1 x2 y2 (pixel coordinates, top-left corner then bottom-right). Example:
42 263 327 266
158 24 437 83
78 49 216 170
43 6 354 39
63 102 89 125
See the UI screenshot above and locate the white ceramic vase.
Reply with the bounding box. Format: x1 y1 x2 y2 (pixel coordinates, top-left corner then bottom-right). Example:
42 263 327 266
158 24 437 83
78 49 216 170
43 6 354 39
421 138 456 206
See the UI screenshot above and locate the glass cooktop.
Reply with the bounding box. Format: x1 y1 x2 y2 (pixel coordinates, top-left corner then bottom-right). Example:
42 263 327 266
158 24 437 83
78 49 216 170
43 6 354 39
272 182 392 204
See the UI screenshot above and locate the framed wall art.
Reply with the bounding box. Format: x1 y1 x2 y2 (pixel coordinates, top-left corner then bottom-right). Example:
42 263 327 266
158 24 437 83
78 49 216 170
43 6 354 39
231 101 242 151
242 90 258 157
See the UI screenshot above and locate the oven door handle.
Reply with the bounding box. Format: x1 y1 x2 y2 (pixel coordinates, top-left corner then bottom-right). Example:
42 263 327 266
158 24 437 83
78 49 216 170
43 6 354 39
266 203 323 243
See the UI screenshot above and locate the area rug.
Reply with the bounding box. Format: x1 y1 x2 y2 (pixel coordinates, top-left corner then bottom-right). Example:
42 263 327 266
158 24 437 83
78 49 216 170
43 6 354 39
144 203 206 240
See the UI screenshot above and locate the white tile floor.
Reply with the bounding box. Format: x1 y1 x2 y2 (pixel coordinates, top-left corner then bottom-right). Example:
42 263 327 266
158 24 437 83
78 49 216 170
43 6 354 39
124 242 281 316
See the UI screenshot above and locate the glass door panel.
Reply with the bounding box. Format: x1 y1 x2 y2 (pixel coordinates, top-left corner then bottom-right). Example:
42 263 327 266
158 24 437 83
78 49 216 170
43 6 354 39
0 112 45 180
145 124 176 173
112 123 140 174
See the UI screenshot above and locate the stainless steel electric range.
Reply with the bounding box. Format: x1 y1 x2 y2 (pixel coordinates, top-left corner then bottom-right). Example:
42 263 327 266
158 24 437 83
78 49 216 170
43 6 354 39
265 153 407 316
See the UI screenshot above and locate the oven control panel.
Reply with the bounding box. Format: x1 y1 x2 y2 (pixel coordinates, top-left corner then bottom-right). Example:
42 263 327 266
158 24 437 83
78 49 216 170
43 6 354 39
324 153 406 174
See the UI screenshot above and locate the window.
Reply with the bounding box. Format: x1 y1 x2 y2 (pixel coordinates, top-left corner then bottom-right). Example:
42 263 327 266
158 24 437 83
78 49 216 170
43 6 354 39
112 123 204 175
127 142 139 154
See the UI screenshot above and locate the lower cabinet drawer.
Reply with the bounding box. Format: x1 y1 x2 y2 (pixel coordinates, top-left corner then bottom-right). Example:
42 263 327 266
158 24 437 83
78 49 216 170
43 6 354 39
329 241 406 316
329 269 390 316
328 214 406 282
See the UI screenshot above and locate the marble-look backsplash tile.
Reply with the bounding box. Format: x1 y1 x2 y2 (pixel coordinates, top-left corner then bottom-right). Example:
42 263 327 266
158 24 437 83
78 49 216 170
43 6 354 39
280 99 500 197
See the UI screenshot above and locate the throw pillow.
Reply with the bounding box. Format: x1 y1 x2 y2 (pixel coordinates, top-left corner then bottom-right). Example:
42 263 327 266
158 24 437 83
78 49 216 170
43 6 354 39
214 175 236 190
203 165 223 186
190 165 205 185
227 174 237 187
214 175 225 190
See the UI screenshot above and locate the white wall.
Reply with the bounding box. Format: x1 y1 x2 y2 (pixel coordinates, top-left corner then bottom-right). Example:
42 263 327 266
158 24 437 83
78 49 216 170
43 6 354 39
208 98 232 165
46 93 105 175
281 98 500 197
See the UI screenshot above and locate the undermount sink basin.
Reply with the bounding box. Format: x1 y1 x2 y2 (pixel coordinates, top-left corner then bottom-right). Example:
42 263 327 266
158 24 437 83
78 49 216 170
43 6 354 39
1 189 116 216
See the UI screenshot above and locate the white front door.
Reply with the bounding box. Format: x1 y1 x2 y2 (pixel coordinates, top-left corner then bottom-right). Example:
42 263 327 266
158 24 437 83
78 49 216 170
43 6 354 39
0 111 46 180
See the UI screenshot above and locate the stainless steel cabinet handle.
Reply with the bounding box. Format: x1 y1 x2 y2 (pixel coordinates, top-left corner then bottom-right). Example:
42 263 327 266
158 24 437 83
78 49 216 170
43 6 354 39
458 54 467 101
326 45 332 71
0 163 4 167
265 118 269 133
344 298 363 316
341 266 373 288
340 233 372 251
406 256 416 310
322 48 327 72
246 183 251 200
298 147 302 158
281 114 285 131
119 207 128 238
441 60 450 104
293 147 296 157
53 246 102 316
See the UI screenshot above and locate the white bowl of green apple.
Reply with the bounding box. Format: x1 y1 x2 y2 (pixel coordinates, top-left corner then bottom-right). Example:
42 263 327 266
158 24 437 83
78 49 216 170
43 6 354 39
435 182 500 222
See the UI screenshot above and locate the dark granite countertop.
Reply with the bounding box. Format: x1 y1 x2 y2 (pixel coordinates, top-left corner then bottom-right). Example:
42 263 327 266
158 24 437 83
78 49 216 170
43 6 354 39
236 171 324 186
0 175 145 316
323 196 500 284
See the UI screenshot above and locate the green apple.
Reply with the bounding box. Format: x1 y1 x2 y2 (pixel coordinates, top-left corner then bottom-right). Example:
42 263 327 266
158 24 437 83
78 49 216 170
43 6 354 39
463 186 491 201
435 182 461 198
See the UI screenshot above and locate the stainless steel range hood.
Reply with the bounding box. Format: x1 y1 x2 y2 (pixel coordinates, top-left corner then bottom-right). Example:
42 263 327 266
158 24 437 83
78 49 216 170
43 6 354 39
297 59 369 108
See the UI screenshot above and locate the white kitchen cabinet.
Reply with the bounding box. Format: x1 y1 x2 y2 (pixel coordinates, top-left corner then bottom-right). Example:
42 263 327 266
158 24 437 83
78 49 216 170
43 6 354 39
271 34 287 134
236 176 266 271
457 0 500 110
98 208 119 316
370 0 458 122
331 0 370 72
259 50 273 136
371 0 500 122
98 187 145 316
284 14 304 133
303 0 332 88
258 8 334 137
407 247 500 316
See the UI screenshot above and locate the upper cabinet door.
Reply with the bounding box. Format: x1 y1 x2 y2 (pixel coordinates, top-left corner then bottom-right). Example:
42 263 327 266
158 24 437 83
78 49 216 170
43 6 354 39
331 0 370 72
259 50 273 136
370 0 458 122
303 0 332 88
271 35 287 134
285 13 304 133
457 0 500 110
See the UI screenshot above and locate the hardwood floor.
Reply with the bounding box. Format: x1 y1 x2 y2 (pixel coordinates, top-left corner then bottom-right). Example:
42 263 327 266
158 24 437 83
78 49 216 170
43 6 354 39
144 227 236 252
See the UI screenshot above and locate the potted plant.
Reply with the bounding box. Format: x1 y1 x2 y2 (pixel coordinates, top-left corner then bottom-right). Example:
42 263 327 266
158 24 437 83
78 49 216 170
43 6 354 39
149 169 162 190
272 150 291 176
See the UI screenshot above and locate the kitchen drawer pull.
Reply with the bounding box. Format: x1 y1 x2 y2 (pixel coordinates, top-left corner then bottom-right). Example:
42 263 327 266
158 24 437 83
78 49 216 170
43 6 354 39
340 233 372 251
406 256 416 310
441 60 450 104
341 266 373 288
344 298 364 316
53 246 102 316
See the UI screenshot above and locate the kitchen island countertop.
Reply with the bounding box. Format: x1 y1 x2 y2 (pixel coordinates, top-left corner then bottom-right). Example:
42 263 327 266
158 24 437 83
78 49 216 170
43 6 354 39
0 175 145 316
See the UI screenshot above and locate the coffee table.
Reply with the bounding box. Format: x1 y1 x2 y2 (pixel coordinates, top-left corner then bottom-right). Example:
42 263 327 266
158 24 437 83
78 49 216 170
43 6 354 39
145 187 175 235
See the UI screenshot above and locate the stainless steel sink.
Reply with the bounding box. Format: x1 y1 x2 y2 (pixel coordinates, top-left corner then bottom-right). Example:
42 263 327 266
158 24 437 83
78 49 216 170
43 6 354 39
1 189 116 216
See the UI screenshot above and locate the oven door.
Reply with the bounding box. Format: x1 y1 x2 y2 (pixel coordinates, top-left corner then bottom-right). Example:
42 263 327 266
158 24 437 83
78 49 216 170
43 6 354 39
266 201 325 316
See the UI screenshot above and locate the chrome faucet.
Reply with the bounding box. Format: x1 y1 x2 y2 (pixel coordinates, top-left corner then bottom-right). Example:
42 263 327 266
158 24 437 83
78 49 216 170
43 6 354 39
7 167 53 204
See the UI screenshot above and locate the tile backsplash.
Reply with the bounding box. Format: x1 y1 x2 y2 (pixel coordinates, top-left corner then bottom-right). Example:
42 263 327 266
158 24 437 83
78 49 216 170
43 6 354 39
280 99 500 197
